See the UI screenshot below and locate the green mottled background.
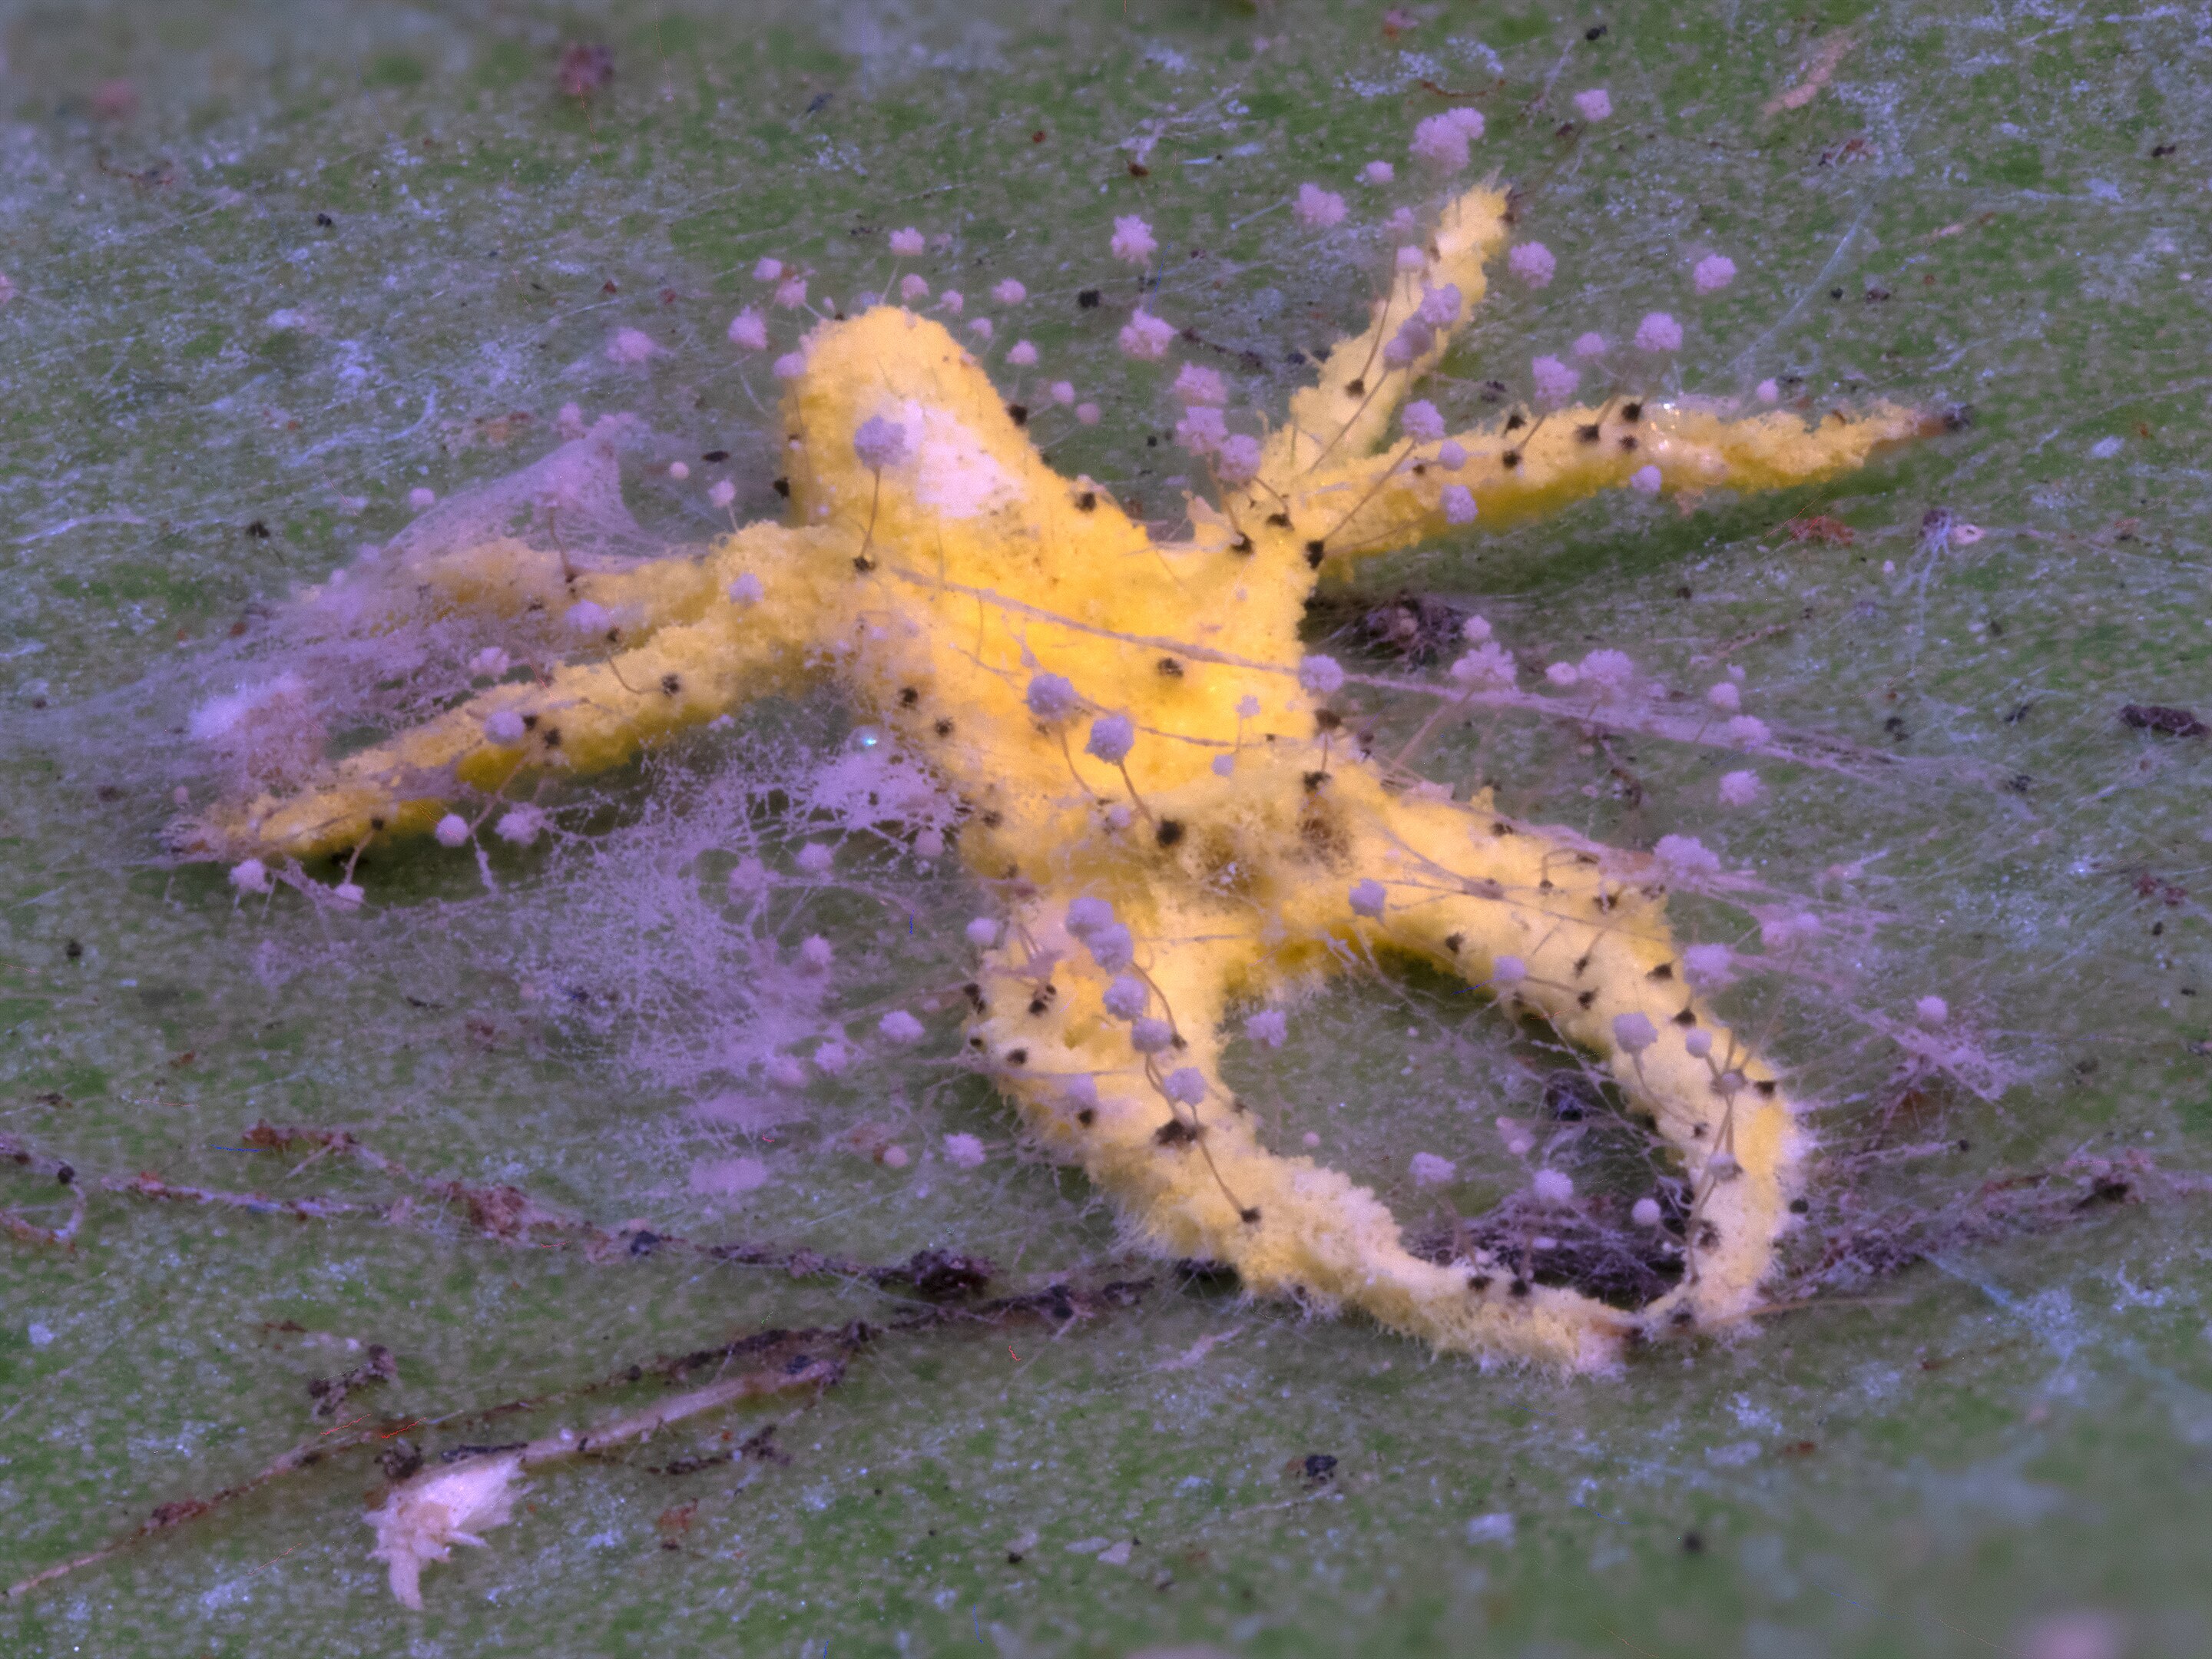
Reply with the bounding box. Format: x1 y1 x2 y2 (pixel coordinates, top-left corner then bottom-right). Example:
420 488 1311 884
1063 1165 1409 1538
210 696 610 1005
4 2 2211 1655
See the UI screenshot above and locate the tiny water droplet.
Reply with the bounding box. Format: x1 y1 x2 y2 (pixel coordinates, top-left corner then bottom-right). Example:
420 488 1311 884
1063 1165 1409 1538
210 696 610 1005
847 726 882 752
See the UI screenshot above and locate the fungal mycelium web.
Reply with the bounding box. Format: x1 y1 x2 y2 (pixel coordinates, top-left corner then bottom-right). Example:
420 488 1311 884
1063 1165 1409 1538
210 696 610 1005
12 76 2182 1617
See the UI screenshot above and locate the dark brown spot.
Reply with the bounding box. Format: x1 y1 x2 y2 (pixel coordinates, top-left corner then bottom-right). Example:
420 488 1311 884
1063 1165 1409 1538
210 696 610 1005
1674 1008 1697 1026
1619 435 1638 451
1576 423 1601 443
1305 539 1326 567
1077 1108 1096 1126
1077 288 1101 309
661 674 681 696
701 449 730 463
541 727 561 748
1504 413 1526 432
772 477 790 497
1157 657 1184 677
1647 962 1674 980
980 811 1002 829
1502 451 1522 469
1156 818 1185 848
1075 491 1097 512
1444 932 1463 954
1508 1279 1530 1297
934 718 954 737
1005 1048 1027 1066
1154 1119 1200 1147
1005 402 1028 427
1577 989 1596 1008
1467 1273 1492 1292
1302 770 1330 792
1621 402 1643 422
899 687 919 707
1346 378 1365 396
1266 512 1291 528
1313 708 1343 732
853 555 876 573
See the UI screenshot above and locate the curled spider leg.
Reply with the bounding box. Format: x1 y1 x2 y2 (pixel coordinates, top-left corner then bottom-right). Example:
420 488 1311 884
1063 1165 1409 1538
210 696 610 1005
969 745 1800 1370
1293 764 1804 1334
172 523 846 863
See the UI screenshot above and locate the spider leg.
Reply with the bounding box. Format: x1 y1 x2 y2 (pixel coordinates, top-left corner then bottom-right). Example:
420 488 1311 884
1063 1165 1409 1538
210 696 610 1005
1257 184 1513 489
1288 767 1804 1336
1295 397 1946 567
173 524 845 863
968 755 1644 1371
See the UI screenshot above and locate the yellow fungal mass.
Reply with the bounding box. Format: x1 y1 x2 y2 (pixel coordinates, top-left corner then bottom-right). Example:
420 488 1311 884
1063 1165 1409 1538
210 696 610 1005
177 184 1939 1370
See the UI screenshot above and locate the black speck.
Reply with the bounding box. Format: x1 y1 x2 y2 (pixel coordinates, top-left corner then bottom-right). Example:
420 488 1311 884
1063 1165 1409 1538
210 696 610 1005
1077 288 1101 310
1005 402 1028 427
1830 286 1845 300
772 476 790 498
701 449 729 462
1346 377 1365 396
245 519 271 539
316 212 334 227
1156 818 1185 848
934 718 954 737
2121 704 2207 738
1682 1531 1705 1555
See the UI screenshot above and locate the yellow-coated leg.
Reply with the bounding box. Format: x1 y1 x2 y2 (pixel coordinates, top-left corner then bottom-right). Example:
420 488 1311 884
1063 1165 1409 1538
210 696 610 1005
174 524 849 863
964 750 1800 1370
1293 399 1945 566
